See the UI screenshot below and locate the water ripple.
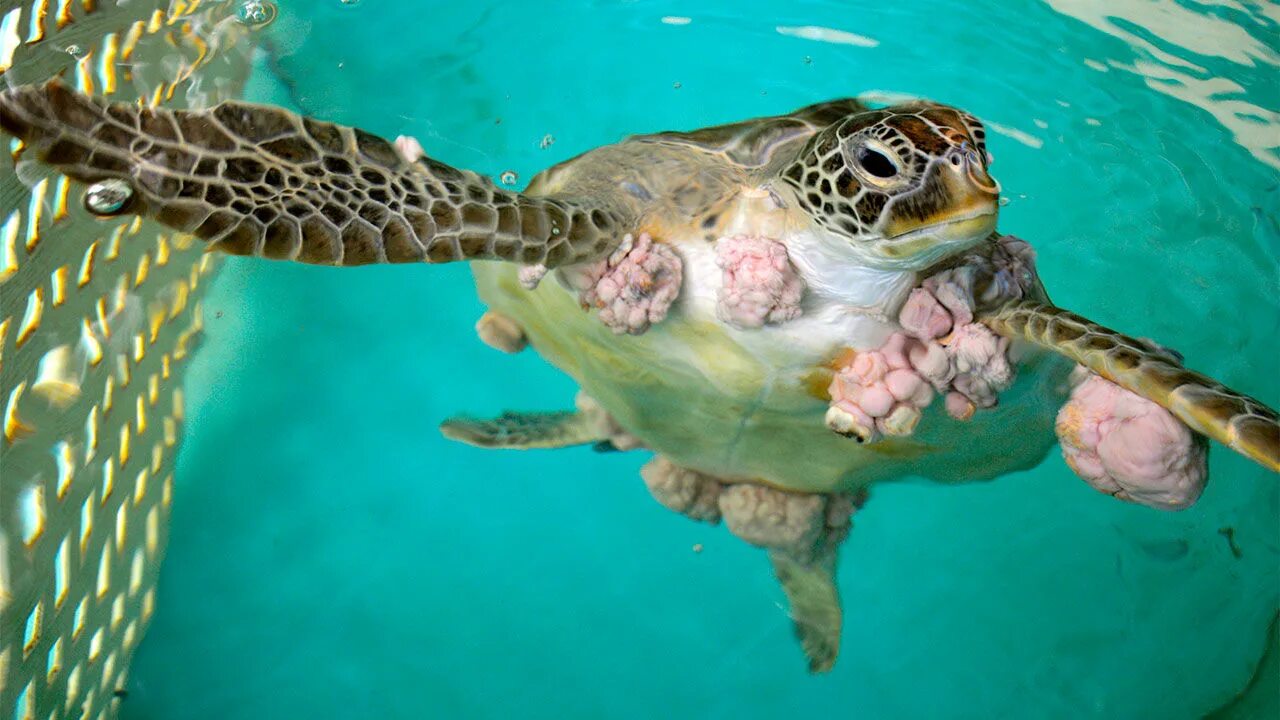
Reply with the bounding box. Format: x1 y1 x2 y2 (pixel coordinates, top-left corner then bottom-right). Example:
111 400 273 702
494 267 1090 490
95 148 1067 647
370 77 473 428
1045 0 1280 170
775 25 879 48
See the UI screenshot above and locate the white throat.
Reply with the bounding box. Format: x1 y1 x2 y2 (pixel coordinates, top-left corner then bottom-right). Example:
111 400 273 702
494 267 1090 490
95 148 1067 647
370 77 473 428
786 229 916 316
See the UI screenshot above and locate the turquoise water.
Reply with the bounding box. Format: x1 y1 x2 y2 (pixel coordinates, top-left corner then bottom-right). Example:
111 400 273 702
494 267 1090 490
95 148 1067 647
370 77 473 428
121 1 1278 718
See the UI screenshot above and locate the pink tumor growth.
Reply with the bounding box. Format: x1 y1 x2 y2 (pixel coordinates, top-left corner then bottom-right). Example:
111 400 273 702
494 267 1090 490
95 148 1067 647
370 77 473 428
561 232 682 335
826 334 933 442
715 234 804 329
1055 371 1207 510
826 236 1038 441
898 236 1036 416
393 135 425 164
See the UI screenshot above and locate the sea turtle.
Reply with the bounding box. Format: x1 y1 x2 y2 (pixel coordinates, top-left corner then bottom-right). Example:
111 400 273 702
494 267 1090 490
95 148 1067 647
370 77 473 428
1 80 1276 672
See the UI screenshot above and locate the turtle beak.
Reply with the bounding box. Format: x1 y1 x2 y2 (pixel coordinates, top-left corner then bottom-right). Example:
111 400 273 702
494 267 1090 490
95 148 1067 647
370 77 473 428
879 147 999 256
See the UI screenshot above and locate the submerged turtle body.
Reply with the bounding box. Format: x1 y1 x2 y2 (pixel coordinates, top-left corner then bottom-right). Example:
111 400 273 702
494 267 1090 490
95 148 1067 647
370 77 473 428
1 81 1275 673
472 228 1067 495
473 102 1065 493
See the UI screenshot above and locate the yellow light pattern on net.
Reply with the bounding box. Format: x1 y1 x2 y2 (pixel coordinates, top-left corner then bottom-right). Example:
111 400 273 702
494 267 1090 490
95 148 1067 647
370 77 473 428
55 441 75 498
105 223 128 259
0 9 22 74
79 318 104 366
84 405 99 462
154 234 171 265
121 20 144 61
1 2 249 716
99 32 119 94
114 504 127 552
55 0 74 29
134 251 150 286
26 0 48 43
77 240 99 287
135 394 147 435
133 468 148 504
74 48 94 95
0 210 20 282
100 460 114 502
101 372 115 412
25 178 47 251
117 419 131 468
50 265 69 305
52 175 71 222
4 382 33 441
149 442 162 473
16 287 44 347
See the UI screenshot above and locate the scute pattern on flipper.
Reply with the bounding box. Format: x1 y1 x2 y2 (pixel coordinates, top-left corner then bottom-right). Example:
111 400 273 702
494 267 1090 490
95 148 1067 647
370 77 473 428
983 301 1280 472
0 81 629 268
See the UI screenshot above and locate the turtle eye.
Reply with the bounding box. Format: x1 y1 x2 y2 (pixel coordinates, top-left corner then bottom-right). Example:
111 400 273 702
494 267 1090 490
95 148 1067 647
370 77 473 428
857 147 897 178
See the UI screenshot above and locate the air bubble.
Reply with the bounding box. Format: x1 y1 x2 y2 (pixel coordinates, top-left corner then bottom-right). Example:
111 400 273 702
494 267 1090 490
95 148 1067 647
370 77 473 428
539 134 555 150
341 0 360 4
803 56 812 65
235 1 277 27
84 180 134 216
65 45 86 59
998 197 1010 206
499 170 518 186
672 81 682 89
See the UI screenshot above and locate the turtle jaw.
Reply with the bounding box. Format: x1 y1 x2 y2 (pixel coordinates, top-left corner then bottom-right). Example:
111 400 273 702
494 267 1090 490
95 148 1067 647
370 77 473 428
864 209 998 271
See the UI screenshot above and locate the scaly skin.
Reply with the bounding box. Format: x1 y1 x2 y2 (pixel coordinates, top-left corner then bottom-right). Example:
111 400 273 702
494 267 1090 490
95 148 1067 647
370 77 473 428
0 79 628 266
983 301 1280 473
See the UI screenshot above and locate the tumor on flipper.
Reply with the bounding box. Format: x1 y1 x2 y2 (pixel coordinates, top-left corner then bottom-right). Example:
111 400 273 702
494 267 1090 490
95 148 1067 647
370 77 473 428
559 232 683 335
1056 371 1208 510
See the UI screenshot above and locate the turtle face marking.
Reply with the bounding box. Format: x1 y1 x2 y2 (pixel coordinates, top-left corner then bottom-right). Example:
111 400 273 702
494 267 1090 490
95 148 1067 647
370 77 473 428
780 103 1000 269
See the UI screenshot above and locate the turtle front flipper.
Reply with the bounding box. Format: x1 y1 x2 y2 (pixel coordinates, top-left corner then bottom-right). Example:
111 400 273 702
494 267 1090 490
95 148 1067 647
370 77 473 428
0 79 628 266
982 300 1280 473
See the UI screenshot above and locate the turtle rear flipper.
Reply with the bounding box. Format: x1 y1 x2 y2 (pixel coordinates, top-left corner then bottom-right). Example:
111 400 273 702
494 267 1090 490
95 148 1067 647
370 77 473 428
440 411 607 449
769 548 842 673
0 80 628 267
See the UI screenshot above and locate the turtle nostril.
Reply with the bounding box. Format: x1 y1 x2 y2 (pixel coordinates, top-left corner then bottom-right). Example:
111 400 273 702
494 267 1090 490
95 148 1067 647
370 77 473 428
967 163 1001 195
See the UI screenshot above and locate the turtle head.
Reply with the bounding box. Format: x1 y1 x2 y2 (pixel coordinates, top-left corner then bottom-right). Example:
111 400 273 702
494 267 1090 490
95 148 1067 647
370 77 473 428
778 102 999 270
